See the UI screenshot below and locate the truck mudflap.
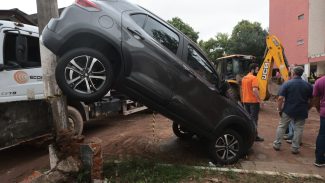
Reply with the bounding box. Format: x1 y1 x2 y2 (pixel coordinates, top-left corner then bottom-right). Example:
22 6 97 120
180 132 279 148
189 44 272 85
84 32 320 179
0 100 53 150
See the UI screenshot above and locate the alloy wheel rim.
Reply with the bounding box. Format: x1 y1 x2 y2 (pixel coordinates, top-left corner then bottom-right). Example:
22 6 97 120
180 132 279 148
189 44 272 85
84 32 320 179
214 134 239 161
65 55 107 94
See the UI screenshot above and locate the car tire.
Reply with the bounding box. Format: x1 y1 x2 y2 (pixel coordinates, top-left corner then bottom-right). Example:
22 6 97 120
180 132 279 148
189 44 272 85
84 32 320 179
56 48 113 102
172 122 194 139
208 129 244 165
67 106 84 135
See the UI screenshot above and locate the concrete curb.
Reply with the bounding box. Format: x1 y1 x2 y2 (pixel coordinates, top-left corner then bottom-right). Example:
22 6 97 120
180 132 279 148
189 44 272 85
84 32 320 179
108 160 324 180
191 165 324 180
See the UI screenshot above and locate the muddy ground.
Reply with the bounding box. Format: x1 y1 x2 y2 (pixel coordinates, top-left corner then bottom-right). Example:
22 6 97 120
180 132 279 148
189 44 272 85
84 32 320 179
0 101 323 182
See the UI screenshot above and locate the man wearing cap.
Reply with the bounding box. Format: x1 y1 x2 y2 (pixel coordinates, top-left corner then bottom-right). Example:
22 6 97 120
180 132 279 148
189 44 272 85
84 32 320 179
273 66 313 154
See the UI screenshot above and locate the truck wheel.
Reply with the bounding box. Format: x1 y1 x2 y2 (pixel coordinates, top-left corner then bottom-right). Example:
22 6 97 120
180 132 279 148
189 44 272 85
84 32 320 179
208 129 244 165
226 86 240 102
67 106 84 135
172 122 194 139
56 48 114 102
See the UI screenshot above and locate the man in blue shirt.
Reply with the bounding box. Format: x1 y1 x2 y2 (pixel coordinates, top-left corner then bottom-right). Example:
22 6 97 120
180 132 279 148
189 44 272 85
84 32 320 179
273 66 313 154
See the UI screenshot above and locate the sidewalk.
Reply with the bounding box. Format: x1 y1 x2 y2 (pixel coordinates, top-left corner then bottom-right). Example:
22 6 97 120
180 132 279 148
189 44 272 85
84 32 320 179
241 101 324 177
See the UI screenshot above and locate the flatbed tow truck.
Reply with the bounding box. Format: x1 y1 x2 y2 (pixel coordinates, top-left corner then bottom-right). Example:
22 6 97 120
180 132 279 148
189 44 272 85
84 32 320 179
0 20 147 150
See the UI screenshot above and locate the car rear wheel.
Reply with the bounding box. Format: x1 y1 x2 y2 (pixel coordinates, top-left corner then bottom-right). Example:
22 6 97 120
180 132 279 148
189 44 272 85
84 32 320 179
208 129 244 165
56 48 113 102
172 122 194 139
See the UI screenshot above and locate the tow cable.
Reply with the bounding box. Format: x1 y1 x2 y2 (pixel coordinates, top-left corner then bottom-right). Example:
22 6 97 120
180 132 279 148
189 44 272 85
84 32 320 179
152 111 157 143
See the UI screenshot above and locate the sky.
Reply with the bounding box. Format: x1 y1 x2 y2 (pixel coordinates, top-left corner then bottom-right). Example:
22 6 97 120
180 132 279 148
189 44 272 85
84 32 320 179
2 0 269 41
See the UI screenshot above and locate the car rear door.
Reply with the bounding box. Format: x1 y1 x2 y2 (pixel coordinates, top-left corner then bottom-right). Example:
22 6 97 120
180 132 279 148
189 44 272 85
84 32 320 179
121 11 183 105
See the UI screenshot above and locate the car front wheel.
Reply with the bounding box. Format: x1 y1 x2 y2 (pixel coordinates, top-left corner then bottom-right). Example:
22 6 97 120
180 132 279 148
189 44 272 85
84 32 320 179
56 48 113 102
208 129 244 165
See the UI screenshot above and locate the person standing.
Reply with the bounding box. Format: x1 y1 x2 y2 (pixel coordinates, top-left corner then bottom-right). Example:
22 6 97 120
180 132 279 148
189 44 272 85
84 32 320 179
313 75 325 167
273 66 313 154
285 65 308 144
241 63 264 141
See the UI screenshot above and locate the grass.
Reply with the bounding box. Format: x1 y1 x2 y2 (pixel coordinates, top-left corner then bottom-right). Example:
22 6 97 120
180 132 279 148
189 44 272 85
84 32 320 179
103 158 324 183
104 159 204 182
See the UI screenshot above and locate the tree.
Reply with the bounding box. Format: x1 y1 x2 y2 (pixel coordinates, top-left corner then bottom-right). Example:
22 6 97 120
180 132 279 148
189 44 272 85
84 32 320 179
199 33 229 61
228 20 268 62
167 17 199 43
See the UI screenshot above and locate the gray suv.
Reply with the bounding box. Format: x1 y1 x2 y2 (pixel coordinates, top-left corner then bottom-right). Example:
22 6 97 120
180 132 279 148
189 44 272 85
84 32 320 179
42 0 256 164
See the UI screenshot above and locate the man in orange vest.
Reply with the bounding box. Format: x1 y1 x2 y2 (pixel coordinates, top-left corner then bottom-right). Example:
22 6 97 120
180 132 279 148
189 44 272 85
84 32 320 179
241 63 264 141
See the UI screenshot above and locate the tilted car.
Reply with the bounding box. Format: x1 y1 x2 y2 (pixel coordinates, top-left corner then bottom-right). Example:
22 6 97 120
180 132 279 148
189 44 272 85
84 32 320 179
41 0 256 164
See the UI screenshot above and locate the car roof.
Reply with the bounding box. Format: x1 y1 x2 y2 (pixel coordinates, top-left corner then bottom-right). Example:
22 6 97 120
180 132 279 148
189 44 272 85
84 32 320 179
102 1 214 67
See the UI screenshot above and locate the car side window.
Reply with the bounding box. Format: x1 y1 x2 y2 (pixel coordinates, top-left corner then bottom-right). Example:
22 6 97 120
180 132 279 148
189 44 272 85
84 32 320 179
3 32 41 70
187 45 218 85
130 14 147 28
143 16 179 54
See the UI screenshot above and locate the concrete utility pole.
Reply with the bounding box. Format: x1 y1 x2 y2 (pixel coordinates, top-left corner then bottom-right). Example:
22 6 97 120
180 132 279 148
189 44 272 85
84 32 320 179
35 2 104 182
36 0 68 133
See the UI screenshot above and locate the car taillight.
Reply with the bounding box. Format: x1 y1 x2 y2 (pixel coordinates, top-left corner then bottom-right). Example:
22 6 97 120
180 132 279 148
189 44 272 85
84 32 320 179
75 0 101 11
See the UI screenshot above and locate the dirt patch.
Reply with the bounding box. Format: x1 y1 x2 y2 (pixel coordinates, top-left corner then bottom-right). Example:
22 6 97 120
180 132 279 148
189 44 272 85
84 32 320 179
85 113 209 165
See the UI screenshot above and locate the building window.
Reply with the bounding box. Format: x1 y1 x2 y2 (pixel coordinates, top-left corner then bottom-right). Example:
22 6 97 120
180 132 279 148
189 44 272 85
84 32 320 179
297 39 304 45
298 14 304 20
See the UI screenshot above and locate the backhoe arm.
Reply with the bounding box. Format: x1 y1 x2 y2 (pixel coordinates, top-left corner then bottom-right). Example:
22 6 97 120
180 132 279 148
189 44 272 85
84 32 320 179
257 35 289 101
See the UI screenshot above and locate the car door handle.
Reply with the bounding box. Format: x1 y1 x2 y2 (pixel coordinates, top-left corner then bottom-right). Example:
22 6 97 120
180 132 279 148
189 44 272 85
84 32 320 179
127 27 144 40
182 64 197 78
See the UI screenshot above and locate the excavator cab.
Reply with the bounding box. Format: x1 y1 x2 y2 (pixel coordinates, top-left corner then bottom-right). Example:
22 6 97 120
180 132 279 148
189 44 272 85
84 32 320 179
214 54 256 81
213 54 256 101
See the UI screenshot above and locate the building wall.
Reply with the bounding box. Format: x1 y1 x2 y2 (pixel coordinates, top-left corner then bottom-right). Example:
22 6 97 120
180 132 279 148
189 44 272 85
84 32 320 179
269 0 309 65
308 0 325 61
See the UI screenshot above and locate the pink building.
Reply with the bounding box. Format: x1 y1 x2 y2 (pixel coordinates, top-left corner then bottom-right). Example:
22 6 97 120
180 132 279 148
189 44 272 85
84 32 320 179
270 0 325 77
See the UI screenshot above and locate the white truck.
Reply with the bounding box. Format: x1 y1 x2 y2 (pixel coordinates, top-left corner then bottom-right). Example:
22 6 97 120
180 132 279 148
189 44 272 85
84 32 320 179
0 20 147 150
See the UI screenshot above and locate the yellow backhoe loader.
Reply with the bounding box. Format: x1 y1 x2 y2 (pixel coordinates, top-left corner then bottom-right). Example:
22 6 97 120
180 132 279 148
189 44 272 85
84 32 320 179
214 34 290 101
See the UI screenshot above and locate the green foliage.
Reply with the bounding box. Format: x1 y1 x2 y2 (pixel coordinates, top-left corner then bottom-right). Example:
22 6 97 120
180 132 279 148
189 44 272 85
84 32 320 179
199 33 229 61
199 20 267 62
166 18 267 63
228 20 268 62
224 170 238 180
167 17 199 43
